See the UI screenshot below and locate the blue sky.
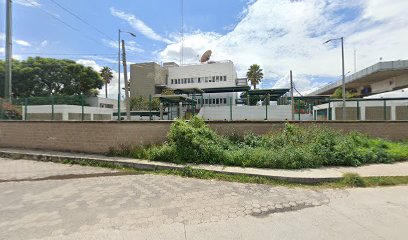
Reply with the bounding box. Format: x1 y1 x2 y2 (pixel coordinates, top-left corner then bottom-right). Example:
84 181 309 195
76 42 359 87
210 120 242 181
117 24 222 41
1 0 408 98
0 0 246 64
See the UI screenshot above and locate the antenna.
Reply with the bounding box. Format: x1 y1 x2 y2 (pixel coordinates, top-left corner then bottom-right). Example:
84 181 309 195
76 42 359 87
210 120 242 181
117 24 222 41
180 0 184 65
200 50 212 63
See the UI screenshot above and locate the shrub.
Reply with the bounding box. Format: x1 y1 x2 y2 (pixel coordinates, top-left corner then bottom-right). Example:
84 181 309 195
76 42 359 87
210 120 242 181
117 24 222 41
109 116 408 169
342 173 366 187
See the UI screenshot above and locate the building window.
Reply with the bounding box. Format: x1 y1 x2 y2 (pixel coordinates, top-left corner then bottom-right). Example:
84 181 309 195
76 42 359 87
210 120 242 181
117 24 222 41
205 77 208 83
224 76 227 81
198 77 201 83
205 99 208 104
224 98 227 104
212 76 215 82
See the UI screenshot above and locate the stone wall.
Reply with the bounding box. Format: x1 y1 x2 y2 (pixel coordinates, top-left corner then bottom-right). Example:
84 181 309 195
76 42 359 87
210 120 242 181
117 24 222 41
0 121 407 153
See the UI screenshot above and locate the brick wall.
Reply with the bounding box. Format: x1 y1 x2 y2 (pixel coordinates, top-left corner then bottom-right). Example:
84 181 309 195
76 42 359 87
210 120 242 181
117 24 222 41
0 121 407 153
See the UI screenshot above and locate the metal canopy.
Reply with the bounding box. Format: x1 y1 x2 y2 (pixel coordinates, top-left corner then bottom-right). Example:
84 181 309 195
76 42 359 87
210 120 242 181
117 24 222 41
155 95 195 104
290 95 331 100
202 86 251 93
173 88 205 94
247 88 290 96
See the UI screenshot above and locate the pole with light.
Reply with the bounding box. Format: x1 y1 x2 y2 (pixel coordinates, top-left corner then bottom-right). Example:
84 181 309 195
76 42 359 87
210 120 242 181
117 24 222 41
4 0 12 101
117 29 136 121
324 37 346 120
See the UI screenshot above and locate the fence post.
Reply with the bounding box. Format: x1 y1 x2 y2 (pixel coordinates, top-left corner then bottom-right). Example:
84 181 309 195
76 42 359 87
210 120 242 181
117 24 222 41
192 94 195 117
0 98 3 120
81 94 84 121
24 98 28 121
357 100 360 120
51 95 55 120
298 99 301 121
383 99 387 120
328 100 331 120
230 96 232 121
149 94 152 120
265 94 269 120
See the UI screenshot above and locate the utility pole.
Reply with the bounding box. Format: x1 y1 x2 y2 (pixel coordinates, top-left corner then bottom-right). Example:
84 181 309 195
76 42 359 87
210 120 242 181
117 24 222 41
290 70 294 121
117 30 121 121
121 40 131 120
354 48 357 73
341 37 346 120
4 0 12 101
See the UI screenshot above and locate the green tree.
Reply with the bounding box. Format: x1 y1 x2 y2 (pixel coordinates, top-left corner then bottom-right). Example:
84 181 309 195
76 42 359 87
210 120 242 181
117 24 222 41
129 96 160 111
331 88 358 99
246 64 264 89
100 66 114 98
0 57 103 98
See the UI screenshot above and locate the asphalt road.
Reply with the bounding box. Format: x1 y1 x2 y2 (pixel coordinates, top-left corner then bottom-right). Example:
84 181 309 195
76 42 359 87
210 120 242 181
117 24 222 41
0 158 407 240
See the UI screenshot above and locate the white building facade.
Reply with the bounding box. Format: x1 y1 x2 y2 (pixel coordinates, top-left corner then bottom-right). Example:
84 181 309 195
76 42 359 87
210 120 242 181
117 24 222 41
130 60 247 107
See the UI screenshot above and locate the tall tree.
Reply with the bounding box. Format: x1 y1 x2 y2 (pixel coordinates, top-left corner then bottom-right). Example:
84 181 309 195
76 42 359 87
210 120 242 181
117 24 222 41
0 57 104 98
100 66 114 98
247 64 264 89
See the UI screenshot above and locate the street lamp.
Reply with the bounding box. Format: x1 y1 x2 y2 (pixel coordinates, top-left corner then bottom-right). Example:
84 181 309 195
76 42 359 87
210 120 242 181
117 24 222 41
324 37 346 120
118 29 136 121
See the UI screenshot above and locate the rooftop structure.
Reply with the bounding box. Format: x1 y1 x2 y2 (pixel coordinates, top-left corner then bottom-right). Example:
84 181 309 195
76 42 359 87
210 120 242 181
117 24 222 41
309 60 408 97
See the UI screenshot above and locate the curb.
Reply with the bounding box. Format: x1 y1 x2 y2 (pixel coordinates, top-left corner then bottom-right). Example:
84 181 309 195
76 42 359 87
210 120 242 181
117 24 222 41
0 150 340 184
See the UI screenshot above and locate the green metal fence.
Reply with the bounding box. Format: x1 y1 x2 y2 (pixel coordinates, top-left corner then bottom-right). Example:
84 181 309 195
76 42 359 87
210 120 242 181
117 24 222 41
1 95 407 121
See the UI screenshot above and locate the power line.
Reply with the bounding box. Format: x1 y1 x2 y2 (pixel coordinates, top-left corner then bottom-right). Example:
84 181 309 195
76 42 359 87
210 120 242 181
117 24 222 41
47 0 115 41
293 85 304 97
23 0 79 32
11 52 117 56
22 0 106 47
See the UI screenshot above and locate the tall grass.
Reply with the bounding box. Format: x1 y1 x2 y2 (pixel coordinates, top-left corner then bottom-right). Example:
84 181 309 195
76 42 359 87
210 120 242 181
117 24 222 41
108 117 408 169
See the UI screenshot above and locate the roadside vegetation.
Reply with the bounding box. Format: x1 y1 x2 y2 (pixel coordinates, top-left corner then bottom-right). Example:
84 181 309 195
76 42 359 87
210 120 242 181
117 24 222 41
108 116 408 170
61 158 408 189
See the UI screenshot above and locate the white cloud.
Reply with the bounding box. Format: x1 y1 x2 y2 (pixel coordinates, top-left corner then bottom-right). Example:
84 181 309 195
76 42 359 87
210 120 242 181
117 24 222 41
76 59 128 99
15 40 31 47
110 7 172 44
14 0 41 7
102 39 144 53
158 0 408 94
0 48 4 54
40 40 49 47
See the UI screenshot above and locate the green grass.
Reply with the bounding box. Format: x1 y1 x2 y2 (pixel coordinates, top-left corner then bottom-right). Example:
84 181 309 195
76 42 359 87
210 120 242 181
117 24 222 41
59 158 408 189
108 116 408 170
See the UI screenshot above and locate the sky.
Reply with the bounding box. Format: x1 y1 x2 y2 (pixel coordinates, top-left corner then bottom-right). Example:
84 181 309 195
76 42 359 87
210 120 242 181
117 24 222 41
1 0 408 99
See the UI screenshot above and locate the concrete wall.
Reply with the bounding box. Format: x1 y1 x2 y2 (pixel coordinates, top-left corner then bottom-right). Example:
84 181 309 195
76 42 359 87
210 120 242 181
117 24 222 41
0 121 407 153
23 105 113 121
130 62 167 98
313 99 408 121
199 105 313 121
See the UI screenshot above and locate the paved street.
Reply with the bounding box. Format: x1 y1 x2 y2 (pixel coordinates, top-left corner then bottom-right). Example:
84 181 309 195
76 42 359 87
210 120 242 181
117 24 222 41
0 157 407 240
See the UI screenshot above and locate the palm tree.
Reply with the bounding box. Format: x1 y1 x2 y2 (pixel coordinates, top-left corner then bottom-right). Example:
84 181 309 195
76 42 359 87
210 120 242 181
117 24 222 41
100 67 114 98
246 64 264 89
